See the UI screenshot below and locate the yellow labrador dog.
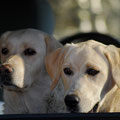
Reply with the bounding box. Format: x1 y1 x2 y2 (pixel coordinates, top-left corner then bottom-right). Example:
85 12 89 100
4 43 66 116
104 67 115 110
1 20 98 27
0 29 64 114
46 40 120 113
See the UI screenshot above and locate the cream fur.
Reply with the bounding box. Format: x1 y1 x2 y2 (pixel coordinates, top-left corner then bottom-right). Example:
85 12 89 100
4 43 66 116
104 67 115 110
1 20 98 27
46 40 120 113
0 29 65 114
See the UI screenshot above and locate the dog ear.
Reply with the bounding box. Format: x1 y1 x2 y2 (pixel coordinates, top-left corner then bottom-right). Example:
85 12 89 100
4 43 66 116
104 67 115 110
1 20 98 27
0 31 12 41
44 34 62 54
104 45 120 88
45 48 63 90
44 34 63 90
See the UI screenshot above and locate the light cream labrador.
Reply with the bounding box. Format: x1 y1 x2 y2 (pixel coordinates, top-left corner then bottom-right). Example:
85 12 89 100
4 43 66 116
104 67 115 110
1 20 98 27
46 40 120 113
0 28 64 114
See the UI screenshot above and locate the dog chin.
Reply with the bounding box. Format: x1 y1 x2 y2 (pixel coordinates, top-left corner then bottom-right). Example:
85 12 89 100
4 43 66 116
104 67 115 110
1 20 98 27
1 83 28 92
66 106 80 113
66 102 99 113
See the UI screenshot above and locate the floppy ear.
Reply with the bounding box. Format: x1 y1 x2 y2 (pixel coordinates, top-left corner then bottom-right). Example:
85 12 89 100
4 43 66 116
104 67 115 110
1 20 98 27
45 48 63 90
44 34 63 54
0 31 12 40
105 45 120 88
44 34 63 90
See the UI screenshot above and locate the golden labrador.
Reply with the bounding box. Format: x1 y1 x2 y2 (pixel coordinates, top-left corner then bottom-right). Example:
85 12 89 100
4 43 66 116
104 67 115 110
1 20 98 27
46 40 120 113
0 28 64 114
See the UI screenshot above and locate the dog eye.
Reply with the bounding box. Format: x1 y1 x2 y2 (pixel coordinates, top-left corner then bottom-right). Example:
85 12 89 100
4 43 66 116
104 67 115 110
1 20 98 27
1 48 9 55
64 68 73 76
86 68 99 76
24 48 36 56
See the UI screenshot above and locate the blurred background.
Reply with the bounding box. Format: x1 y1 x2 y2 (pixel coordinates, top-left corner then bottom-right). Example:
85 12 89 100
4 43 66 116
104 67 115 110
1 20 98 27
48 0 120 40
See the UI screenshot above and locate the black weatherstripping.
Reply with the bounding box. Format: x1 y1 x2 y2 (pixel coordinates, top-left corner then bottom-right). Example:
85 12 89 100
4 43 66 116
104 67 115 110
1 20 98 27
0 113 120 120
60 32 120 47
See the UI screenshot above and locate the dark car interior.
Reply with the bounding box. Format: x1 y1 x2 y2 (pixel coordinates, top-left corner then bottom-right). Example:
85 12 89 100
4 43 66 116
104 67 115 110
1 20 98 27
0 0 54 35
60 32 120 47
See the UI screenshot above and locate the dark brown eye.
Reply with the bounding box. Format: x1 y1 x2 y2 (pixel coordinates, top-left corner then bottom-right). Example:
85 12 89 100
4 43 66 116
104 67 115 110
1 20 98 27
1 48 9 55
24 48 36 56
64 68 73 76
86 68 99 76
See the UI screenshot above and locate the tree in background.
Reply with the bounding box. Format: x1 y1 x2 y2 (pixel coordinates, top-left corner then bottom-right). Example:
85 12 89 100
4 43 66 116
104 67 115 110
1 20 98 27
49 0 120 40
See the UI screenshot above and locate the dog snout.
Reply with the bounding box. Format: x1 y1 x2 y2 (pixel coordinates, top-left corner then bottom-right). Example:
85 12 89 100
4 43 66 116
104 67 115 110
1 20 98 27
64 94 80 111
0 65 13 74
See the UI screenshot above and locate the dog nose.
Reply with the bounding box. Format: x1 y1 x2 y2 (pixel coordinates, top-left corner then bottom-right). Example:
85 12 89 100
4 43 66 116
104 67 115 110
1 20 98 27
64 94 80 108
0 65 13 74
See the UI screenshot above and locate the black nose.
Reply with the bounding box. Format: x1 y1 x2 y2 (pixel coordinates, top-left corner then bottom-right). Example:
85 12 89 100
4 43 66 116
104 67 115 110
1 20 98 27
64 94 80 108
0 65 13 74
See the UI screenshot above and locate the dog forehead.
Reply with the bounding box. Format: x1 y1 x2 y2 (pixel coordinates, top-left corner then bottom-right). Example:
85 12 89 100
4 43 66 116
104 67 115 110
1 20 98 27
64 44 106 68
5 29 44 42
1 29 46 51
64 45 94 61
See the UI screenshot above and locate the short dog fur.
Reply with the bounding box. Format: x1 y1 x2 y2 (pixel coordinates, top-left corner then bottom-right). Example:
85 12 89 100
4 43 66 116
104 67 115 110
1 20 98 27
46 40 120 113
0 29 65 114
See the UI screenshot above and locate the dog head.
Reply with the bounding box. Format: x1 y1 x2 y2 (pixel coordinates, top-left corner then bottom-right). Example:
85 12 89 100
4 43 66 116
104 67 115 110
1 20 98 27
45 40 120 113
0 28 62 91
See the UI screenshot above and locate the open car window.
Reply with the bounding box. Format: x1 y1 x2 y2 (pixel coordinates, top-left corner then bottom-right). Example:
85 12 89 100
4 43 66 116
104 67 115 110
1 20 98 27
0 0 120 120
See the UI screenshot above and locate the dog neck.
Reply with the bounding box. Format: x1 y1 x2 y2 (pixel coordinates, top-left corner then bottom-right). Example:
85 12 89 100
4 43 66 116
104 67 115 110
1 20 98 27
3 71 66 114
3 72 52 114
46 79 66 113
